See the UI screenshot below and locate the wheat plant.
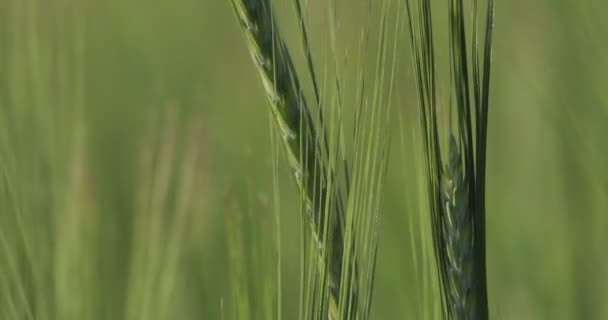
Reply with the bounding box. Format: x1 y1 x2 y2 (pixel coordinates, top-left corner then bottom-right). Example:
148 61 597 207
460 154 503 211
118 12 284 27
230 0 397 319
229 0 349 318
405 0 495 318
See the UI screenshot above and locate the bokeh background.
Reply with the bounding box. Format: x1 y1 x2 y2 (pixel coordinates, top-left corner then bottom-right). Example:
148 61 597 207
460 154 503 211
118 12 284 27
0 0 607 319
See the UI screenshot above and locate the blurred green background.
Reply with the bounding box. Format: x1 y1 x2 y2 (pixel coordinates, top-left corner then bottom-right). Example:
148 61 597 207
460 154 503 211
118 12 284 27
0 0 607 319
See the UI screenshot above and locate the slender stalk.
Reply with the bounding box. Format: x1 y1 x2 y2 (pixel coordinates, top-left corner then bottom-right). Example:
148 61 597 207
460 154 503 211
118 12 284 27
229 1 351 318
405 0 495 318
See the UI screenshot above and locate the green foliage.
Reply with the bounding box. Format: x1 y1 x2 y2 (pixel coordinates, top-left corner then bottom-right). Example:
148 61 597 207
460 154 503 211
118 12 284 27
0 0 607 320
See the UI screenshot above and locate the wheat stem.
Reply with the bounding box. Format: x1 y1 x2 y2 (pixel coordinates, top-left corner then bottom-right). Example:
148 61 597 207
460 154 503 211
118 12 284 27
406 0 495 318
229 1 351 318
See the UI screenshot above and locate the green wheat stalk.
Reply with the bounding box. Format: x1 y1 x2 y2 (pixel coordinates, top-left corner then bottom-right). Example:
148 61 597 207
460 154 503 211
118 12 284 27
229 0 353 318
405 0 495 318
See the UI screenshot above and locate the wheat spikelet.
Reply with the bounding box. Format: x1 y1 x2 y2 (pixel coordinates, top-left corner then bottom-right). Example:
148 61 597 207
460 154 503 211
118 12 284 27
440 136 476 319
230 0 351 318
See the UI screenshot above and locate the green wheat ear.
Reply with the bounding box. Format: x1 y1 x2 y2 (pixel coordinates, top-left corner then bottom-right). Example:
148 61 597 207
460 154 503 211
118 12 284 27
440 135 476 318
229 0 351 318
406 0 495 318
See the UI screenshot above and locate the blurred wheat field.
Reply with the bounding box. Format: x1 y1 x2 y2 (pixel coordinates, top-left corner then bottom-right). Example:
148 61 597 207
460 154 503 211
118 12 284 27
1 0 607 319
